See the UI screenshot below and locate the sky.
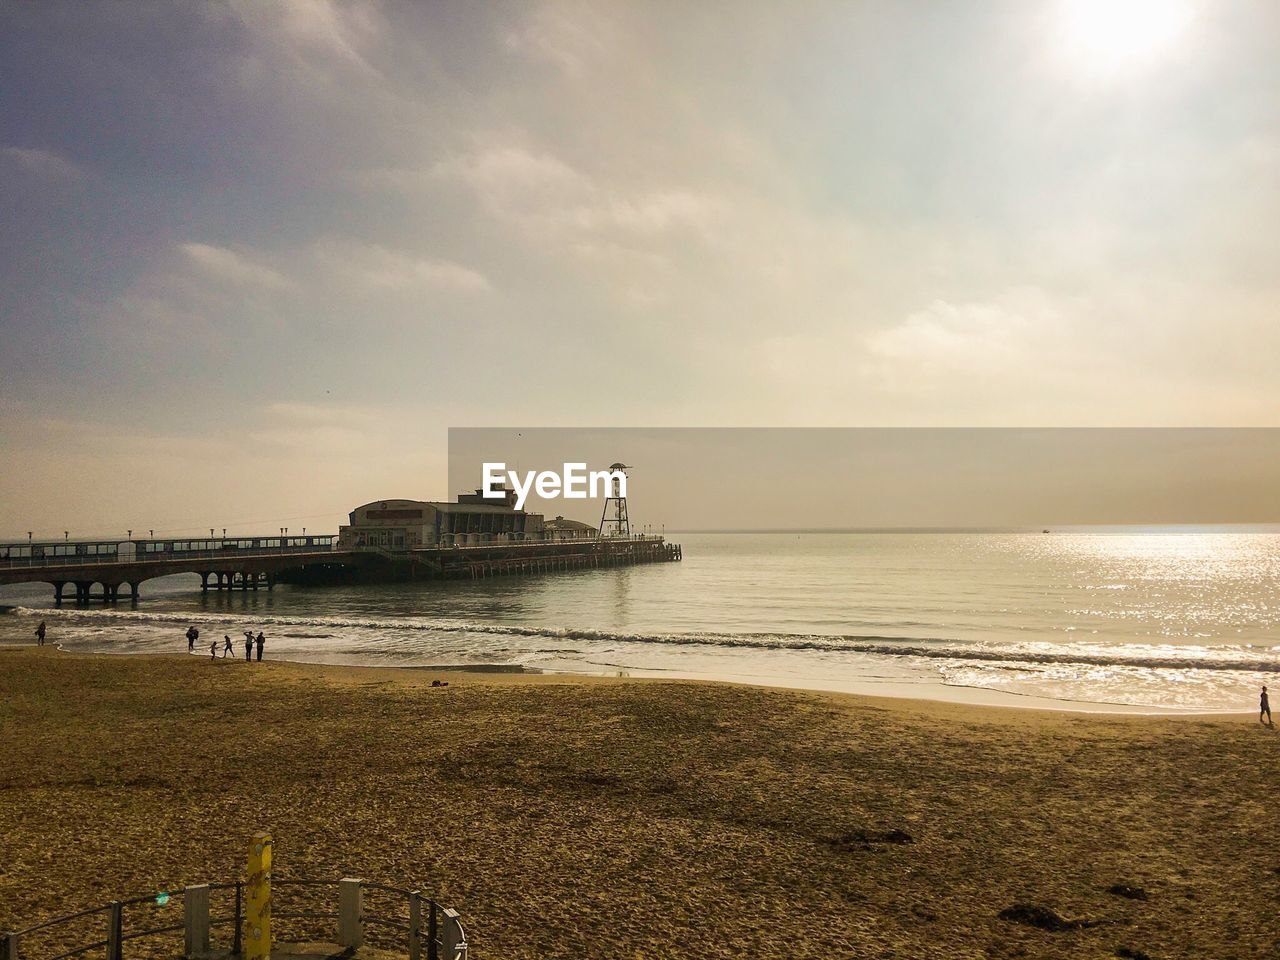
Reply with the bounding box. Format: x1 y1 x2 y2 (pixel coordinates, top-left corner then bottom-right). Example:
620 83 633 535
1 1 1278 537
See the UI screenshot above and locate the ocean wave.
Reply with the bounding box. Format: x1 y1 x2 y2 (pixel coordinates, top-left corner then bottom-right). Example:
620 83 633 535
10 605 1280 674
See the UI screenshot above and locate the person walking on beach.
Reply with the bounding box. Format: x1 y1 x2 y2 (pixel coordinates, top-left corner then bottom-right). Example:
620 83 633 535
244 632 254 662
210 639 218 660
222 634 234 658
35 620 46 646
255 631 264 662
186 625 199 652
1262 686 1272 727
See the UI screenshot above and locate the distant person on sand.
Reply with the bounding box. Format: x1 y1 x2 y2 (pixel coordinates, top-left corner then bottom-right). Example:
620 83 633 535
210 640 217 659
255 632 264 662
244 632 254 662
222 635 234 658
35 620 46 646
1262 686 1272 727
186 625 199 652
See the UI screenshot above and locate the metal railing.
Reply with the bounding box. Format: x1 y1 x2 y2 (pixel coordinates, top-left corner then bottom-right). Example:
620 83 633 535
0 539 337 570
3 878 465 960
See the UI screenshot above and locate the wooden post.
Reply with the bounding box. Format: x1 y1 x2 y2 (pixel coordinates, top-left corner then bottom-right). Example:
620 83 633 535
106 901 123 960
3 932 19 960
337 878 363 948
245 833 272 960
408 891 422 960
441 907 467 958
184 884 210 958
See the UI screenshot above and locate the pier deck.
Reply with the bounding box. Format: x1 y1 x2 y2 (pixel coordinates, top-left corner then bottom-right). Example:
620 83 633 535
0 535 681 603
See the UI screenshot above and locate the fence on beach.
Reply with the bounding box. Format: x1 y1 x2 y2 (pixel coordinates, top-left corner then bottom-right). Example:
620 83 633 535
2 877 466 960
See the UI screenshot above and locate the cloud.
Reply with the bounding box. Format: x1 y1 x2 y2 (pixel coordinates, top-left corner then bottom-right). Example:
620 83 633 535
502 3 610 76
2 146 86 182
868 296 1043 375
224 0 382 71
180 243 294 291
311 238 490 293
429 142 722 250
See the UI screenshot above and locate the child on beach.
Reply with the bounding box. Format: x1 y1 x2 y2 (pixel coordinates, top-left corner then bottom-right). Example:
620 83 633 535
210 640 217 659
1262 686 1272 727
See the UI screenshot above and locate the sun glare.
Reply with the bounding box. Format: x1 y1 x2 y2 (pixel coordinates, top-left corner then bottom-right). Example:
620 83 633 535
1058 0 1194 74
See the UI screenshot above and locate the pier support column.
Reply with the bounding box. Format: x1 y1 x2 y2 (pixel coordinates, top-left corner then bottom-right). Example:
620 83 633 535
240 571 249 591
53 582 66 606
265 574 275 592
127 582 141 603
75 582 91 604
200 572 210 593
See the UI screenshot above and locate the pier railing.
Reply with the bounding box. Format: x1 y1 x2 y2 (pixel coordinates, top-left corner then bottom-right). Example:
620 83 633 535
0 538 336 570
2 878 466 960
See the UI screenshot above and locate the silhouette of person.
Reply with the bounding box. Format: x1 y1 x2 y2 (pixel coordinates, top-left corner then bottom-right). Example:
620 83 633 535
210 640 218 660
255 632 264 662
1262 686 1272 727
35 620 46 646
186 625 199 652
244 633 253 662
222 635 234 658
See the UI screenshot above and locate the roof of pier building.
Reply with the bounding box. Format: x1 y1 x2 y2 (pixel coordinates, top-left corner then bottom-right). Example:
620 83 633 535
545 516 596 532
347 496 537 525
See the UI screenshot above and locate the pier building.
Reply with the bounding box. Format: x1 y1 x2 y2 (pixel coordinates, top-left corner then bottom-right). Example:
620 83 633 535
337 489 546 550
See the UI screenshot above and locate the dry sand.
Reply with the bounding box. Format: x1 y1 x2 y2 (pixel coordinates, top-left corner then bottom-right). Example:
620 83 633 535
1 647 1276 959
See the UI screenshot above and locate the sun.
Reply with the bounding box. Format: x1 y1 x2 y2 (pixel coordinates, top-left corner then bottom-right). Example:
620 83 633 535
1058 0 1194 73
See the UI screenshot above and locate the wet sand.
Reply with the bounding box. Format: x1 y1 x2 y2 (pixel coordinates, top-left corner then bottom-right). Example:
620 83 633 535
1 647 1276 959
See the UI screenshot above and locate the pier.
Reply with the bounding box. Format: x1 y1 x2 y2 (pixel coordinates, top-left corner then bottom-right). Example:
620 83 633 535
0 534 681 604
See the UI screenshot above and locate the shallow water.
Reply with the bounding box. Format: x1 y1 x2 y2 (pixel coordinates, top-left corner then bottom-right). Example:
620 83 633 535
3 529 1278 711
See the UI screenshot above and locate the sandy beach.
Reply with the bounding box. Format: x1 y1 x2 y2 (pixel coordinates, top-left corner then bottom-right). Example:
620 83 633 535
1 647 1276 959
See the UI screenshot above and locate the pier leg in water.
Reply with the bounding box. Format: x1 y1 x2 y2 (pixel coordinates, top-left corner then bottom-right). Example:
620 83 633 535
53 581 66 606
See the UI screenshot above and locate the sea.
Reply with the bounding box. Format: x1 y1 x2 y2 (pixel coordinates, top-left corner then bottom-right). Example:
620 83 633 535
3 528 1278 713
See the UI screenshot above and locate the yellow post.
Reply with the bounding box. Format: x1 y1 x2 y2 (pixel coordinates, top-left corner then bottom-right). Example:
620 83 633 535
245 832 272 959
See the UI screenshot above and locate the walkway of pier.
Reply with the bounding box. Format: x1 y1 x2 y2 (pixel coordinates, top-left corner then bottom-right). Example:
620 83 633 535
0 535 342 604
0 534 681 603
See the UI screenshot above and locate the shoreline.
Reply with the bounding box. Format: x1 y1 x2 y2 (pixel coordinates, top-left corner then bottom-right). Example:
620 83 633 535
5 639 1258 720
2 590 1272 716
